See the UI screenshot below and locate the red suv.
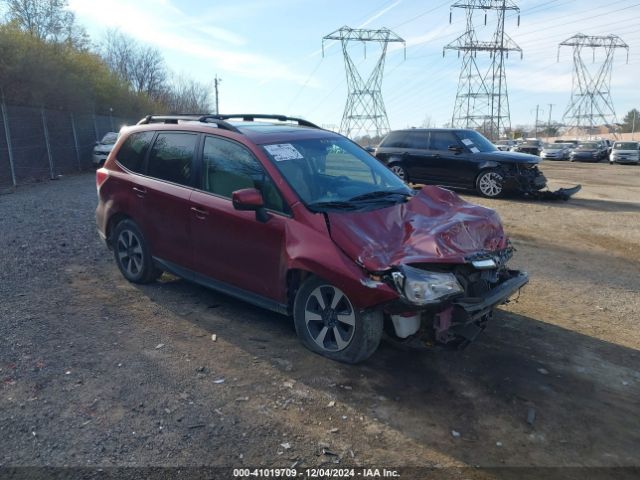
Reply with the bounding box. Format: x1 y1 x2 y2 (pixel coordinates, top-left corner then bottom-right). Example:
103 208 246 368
96 114 528 363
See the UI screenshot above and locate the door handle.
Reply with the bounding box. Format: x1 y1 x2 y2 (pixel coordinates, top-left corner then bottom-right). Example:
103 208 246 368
132 186 146 197
190 206 209 218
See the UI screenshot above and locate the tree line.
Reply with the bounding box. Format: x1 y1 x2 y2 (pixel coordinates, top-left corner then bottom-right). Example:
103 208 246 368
0 0 212 118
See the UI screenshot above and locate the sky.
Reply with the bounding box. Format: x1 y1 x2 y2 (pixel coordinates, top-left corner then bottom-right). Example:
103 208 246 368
68 0 640 133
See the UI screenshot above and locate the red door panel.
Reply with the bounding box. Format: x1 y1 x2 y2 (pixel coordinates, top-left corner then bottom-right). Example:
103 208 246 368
190 190 288 303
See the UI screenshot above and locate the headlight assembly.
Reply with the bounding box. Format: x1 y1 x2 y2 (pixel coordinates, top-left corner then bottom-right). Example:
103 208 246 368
391 265 463 305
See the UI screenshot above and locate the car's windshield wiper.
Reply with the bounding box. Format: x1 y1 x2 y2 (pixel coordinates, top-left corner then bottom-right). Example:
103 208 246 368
348 190 413 202
307 200 358 211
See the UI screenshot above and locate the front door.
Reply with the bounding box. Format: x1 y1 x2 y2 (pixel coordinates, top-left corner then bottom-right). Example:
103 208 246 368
189 135 290 303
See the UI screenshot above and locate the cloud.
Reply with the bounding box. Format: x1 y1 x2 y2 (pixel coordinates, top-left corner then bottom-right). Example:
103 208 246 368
68 0 311 84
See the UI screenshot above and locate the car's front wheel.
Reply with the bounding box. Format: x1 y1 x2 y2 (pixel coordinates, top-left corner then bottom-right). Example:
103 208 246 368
388 162 409 183
293 276 383 364
113 219 161 284
476 169 504 198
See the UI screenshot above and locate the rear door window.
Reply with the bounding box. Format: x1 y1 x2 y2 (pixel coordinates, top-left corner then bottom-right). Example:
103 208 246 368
147 132 198 186
429 131 459 151
405 131 429 150
115 131 154 173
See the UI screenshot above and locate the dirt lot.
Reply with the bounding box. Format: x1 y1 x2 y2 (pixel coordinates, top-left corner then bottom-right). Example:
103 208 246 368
1 161 639 478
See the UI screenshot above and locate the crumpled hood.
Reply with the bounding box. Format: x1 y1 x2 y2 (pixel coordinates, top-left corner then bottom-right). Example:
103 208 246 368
326 186 508 272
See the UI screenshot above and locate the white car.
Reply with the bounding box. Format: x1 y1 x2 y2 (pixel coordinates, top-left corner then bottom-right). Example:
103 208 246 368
495 139 517 151
92 132 119 167
540 142 572 161
610 141 640 165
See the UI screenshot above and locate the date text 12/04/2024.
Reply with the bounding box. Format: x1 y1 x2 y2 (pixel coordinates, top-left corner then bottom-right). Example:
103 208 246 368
233 468 400 478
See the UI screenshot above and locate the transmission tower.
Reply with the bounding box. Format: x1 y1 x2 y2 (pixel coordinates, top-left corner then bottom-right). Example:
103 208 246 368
444 1 522 140
558 34 629 136
323 26 405 139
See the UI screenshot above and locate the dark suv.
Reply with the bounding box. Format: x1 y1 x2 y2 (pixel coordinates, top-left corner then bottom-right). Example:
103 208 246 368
374 128 547 198
96 114 527 363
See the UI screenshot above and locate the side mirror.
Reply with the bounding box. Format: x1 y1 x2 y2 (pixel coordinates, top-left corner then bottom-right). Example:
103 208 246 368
448 145 463 153
232 188 269 222
364 146 375 153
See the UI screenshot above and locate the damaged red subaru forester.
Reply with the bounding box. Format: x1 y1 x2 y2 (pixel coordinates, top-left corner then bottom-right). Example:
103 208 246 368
96 114 528 363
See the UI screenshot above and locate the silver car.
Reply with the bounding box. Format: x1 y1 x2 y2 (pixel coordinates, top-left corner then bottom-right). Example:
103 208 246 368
610 141 640 165
92 132 119 167
540 142 572 160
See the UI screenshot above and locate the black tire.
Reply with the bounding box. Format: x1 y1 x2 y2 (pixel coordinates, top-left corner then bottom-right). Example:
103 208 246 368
388 162 409 183
475 169 505 198
112 219 161 284
293 276 383 364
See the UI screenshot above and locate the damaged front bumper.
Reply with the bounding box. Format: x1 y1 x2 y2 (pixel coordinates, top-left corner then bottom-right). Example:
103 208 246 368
379 262 528 349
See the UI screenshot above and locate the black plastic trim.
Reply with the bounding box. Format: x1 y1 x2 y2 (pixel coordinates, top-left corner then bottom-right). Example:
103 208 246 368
153 257 289 315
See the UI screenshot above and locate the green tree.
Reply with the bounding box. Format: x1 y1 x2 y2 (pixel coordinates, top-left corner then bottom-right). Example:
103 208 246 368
620 109 639 133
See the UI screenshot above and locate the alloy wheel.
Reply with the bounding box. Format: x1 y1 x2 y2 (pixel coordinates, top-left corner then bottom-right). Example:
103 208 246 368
116 229 144 278
304 285 355 352
390 164 406 181
478 172 503 197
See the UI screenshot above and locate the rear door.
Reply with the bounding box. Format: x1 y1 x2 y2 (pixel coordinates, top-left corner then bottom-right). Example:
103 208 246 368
136 131 199 269
189 135 291 303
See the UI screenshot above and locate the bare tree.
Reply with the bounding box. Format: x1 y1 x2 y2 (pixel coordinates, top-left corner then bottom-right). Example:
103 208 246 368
1 0 86 45
162 75 212 113
100 29 166 100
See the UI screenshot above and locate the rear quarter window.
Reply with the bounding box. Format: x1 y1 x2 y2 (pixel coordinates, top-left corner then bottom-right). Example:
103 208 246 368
115 131 154 173
380 131 410 149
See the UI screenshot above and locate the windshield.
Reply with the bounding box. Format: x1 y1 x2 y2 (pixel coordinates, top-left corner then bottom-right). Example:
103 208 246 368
545 143 569 149
261 137 412 211
101 132 118 144
578 142 598 149
613 142 638 150
458 131 496 153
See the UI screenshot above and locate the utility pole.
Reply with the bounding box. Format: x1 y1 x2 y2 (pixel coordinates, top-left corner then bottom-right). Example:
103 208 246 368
632 110 636 140
547 103 554 140
214 75 221 114
322 26 405 139
533 104 540 138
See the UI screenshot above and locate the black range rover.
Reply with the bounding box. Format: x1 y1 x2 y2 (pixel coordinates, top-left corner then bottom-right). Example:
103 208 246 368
373 128 547 198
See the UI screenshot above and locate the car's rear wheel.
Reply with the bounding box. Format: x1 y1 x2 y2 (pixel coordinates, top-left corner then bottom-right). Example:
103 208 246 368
476 169 504 198
113 219 161 284
293 276 383 364
388 162 409 183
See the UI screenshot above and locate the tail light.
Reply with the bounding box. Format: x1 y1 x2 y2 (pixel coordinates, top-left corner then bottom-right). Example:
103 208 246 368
96 168 109 191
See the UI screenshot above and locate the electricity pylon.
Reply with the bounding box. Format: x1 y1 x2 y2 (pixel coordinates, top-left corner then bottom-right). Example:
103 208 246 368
558 34 629 136
444 0 522 140
323 26 405 139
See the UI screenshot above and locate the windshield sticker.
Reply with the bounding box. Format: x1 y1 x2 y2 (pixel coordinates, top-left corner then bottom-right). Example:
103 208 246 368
264 144 304 161
461 138 474 146
469 147 480 153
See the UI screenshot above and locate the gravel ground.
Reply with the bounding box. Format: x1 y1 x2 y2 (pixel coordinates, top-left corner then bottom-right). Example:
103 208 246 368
0 162 639 479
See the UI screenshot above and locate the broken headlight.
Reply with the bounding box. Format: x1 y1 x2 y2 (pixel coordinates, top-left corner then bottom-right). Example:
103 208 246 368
391 266 463 306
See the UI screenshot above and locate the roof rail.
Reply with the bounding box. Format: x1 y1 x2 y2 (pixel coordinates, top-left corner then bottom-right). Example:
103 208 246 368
204 114 321 129
137 114 241 133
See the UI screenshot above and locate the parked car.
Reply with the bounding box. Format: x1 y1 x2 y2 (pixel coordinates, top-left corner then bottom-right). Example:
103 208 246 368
569 141 608 162
511 139 544 156
540 142 572 160
495 139 517 151
554 139 579 148
609 141 640 164
92 132 119 167
96 114 528 363
373 128 547 198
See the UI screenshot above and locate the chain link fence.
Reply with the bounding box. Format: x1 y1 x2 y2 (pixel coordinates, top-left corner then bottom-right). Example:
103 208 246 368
0 102 137 191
